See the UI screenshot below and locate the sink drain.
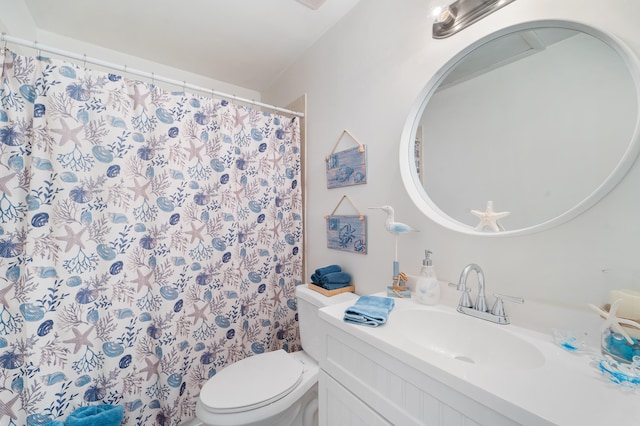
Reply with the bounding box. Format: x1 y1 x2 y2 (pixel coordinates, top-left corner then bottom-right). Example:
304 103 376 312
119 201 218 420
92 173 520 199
454 355 475 364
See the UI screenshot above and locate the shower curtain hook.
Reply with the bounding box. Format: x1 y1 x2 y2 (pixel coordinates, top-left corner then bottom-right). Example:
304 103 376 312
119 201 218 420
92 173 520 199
2 34 7 51
182 80 186 94
151 72 155 86
83 53 87 71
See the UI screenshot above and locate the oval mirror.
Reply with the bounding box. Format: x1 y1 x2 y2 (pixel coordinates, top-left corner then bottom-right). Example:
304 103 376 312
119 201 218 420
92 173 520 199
400 21 640 236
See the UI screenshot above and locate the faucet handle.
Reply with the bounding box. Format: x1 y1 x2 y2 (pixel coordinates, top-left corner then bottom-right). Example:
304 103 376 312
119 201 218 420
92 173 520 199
448 282 473 308
491 293 524 316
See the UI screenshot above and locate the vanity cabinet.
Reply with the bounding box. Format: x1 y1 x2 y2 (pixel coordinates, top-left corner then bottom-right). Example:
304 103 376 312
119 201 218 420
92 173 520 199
319 322 525 426
320 371 391 426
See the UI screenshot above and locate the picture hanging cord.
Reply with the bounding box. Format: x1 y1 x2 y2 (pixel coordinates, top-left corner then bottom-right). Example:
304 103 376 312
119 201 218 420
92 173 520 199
0 33 304 118
326 129 365 161
325 195 365 220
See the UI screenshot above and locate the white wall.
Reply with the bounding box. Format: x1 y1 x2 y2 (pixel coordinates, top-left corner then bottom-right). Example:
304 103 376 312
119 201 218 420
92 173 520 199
263 0 640 337
0 0 260 100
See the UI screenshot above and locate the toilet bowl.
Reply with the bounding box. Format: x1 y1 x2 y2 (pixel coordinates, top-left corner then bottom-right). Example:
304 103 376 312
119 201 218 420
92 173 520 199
195 284 357 426
196 350 318 426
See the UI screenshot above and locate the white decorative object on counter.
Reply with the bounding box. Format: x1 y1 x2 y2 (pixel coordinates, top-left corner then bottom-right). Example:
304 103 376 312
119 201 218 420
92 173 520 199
415 250 440 305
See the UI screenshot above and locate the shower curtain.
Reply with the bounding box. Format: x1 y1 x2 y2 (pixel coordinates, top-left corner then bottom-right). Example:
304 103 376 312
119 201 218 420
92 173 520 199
0 48 302 426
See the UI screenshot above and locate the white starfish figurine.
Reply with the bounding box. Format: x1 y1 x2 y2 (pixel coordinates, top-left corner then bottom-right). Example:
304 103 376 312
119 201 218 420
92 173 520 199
589 299 640 344
470 201 510 232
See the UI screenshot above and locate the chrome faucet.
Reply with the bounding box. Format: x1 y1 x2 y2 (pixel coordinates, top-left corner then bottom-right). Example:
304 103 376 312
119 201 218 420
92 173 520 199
459 263 487 312
448 263 523 325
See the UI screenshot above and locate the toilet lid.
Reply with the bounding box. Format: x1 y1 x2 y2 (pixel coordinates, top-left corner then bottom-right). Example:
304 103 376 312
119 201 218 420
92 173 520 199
200 349 304 414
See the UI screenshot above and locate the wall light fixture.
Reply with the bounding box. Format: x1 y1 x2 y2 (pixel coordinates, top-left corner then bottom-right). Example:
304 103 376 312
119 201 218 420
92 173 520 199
432 0 516 39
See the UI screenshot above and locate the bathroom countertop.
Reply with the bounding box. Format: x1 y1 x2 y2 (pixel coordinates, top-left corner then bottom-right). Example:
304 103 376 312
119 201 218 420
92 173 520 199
319 296 640 426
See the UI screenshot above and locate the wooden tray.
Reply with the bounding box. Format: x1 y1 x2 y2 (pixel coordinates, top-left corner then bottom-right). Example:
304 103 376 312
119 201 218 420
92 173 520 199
308 283 355 297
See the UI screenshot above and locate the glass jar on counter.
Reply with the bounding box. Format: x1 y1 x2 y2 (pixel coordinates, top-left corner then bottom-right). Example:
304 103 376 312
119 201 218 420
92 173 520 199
601 327 640 363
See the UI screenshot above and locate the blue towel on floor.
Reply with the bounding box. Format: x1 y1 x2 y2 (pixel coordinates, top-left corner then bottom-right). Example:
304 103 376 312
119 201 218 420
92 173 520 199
344 295 395 327
65 404 124 426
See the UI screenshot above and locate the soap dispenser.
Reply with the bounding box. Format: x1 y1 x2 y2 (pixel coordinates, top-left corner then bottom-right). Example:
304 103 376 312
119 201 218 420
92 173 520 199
415 250 440 305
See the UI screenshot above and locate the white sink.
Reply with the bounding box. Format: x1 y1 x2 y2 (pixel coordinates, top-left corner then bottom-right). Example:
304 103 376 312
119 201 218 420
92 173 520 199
391 309 545 370
319 296 640 426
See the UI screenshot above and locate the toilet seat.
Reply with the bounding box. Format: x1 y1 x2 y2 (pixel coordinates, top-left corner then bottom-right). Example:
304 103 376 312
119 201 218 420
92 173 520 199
199 350 304 414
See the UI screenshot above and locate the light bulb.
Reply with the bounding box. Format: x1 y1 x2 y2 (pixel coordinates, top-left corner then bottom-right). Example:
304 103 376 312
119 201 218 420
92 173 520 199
435 5 456 25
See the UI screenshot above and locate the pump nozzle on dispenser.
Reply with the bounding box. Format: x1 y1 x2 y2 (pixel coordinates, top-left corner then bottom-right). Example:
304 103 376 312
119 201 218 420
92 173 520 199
423 250 432 266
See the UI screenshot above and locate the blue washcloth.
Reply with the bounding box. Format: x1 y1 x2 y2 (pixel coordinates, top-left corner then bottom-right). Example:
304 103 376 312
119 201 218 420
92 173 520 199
65 404 124 426
318 271 351 285
311 271 352 289
314 264 341 276
311 265 342 284
43 422 64 426
343 295 395 327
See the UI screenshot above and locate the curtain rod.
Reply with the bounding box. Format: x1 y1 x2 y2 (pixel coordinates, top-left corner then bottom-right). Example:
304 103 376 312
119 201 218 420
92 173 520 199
0 33 304 118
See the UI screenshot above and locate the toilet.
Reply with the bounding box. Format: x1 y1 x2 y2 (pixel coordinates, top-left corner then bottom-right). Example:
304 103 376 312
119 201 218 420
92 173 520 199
196 284 357 426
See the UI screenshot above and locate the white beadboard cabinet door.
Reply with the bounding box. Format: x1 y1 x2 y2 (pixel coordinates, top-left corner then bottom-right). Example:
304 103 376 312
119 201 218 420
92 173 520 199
320 371 392 426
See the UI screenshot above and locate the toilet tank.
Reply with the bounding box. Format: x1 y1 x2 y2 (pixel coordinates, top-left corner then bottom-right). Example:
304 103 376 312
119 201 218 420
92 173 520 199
295 284 357 361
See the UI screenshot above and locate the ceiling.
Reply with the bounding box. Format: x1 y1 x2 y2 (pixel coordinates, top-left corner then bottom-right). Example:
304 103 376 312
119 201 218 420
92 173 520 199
23 0 361 92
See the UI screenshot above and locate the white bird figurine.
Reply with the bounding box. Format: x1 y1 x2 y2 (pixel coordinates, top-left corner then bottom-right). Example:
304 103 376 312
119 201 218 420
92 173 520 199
370 205 419 282
369 205 419 235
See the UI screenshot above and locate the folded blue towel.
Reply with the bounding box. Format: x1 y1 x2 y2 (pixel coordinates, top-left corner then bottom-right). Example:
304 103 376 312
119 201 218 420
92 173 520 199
319 271 351 284
314 264 341 276
65 404 124 426
343 295 395 327
311 271 352 290
43 422 64 426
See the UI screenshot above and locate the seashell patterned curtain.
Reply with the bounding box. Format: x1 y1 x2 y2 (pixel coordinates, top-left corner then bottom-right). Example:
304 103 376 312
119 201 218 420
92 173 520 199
0 48 302 425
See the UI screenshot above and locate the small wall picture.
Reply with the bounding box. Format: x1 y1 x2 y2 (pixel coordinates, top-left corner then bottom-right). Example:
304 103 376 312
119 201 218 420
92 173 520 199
326 146 367 188
326 130 368 189
326 215 367 254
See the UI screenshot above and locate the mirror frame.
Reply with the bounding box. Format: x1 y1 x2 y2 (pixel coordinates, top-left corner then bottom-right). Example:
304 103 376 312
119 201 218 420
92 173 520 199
400 20 640 237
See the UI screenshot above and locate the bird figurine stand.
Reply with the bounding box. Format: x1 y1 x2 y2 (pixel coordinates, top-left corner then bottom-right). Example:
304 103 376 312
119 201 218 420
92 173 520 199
389 272 411 298
370 205 418 298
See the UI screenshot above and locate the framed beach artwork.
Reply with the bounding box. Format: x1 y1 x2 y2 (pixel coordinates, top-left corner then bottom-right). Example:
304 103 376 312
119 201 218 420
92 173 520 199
326 130 367 188
325 195 368 254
